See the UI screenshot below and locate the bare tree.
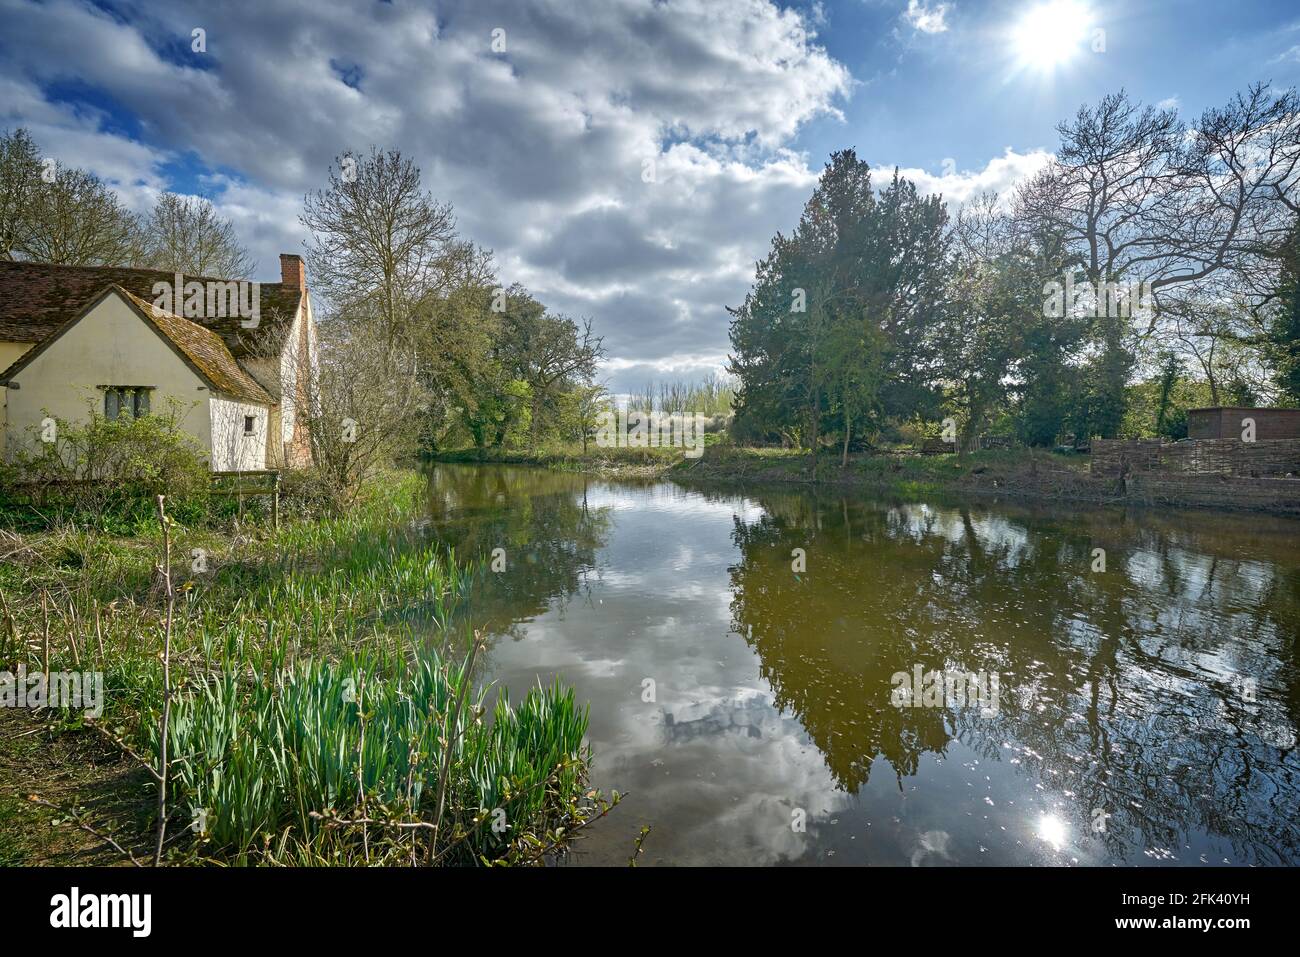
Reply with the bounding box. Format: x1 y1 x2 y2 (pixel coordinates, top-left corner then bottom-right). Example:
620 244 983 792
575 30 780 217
0 128 41 261
14 156 140 266
298 147 502 487
301 148 486 341
140 192 254 277
304 317 429 506
1019 84 1300 316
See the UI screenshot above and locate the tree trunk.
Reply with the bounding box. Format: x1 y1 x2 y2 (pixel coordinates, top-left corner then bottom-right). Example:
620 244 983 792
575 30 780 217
807 394 820 482
841 405 851 468
529 393 542 453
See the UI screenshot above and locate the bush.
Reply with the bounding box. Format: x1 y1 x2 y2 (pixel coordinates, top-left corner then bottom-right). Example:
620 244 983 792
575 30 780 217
277 465 351 520
4 402 210 523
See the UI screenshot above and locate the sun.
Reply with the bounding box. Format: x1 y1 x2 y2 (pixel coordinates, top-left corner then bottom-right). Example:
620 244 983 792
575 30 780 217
1011 0 1095 74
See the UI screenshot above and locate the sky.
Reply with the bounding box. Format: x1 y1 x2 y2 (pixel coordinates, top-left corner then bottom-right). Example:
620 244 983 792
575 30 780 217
2 0 1299 393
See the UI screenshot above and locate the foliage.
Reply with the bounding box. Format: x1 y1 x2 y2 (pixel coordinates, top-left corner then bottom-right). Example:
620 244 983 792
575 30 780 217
2 471 607 866
146 650 591 864
4 402 210 524
728 151 949 463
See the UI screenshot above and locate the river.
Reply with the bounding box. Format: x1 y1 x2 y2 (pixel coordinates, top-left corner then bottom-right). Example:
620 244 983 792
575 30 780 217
425 463 1300 866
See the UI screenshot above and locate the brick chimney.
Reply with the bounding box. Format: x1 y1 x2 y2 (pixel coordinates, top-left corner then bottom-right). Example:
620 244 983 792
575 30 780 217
279 253 306 290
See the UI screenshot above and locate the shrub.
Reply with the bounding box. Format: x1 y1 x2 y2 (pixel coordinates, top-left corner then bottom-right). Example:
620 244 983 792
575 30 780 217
4 401 210 522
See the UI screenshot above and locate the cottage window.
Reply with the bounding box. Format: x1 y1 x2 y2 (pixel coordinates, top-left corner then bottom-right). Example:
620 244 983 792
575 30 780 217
244 415 256 436
104 387 151 420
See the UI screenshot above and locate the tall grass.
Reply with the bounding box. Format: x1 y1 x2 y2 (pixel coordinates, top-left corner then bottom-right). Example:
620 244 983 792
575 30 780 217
144 651 590 864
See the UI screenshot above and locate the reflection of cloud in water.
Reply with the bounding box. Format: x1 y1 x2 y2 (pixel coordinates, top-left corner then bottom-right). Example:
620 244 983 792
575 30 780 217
910 829 952 867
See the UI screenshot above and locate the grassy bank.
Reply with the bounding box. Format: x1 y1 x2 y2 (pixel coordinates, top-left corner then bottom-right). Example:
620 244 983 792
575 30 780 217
0 470 610 866
668 445 1300 514
430 442 1108 504
669 445 1110 504
430 443 693 477
432 442 1300 514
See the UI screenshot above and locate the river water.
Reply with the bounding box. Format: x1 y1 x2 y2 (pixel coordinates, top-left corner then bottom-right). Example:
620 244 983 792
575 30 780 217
425 463 1300 866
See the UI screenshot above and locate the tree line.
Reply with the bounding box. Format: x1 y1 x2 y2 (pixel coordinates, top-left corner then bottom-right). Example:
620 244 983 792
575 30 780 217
727 84 1300 462
1 128 251 276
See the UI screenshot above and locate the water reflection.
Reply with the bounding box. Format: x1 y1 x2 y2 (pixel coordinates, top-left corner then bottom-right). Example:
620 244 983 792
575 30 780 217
426 464 614 637
426 465 1300 866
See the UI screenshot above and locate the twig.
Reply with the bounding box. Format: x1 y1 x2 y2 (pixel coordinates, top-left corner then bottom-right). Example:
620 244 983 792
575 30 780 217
84 720 163 783
25 795 143 867
153 494 175 867
93 599 105 665
519 791 624 866
355 672 369 864
41 590 50 698
0 586 17 662
628 824 652 867
66 602 81 667
310 811 439 831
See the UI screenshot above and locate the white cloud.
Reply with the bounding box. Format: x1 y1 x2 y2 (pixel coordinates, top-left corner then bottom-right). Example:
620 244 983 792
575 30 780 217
0 0 853 392
904 0 950 34
0 0 1046 393
892 147 1053 208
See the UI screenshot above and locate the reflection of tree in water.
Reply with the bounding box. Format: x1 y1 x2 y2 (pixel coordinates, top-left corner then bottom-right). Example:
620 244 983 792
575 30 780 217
722 488 1300 864
425 465 613 638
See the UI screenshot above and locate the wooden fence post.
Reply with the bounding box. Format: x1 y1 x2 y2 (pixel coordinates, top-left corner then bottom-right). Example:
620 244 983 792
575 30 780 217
272 471 280 531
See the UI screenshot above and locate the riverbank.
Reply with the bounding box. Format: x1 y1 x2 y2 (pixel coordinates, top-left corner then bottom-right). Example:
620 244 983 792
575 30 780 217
430 445 686 479
0 470 606 866
671 446 1104 501
436 445 1106 503
437 443 1300 515
669 445 1300 514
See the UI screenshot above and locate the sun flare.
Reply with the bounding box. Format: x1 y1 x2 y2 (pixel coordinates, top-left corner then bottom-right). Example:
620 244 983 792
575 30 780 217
1012 0 1095 73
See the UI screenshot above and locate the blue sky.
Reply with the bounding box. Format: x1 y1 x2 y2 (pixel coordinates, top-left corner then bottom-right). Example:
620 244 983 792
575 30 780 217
795 0 1300 174
1 0 1298 391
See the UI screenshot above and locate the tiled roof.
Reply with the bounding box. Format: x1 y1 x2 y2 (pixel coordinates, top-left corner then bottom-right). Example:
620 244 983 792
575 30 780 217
0 259 301 358
0 286 273 406
116 289 273 405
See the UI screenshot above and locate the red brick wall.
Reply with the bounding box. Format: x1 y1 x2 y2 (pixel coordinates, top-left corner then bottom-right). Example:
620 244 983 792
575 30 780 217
286 305 314 468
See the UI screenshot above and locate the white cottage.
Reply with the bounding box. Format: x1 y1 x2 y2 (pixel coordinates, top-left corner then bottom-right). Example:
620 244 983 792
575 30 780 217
0 255 317 472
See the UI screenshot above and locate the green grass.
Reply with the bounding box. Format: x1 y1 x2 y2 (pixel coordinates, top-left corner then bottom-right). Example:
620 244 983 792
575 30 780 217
147 652 590 865
670 444 1094 502
0 469 608 866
